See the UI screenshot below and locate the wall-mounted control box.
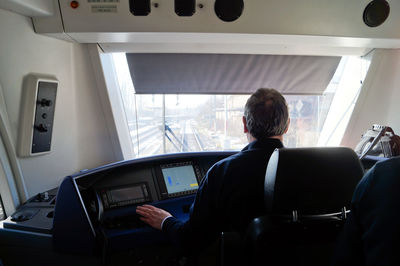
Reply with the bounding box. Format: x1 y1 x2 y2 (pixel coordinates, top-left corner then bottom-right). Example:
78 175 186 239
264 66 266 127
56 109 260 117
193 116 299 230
17 74 58 157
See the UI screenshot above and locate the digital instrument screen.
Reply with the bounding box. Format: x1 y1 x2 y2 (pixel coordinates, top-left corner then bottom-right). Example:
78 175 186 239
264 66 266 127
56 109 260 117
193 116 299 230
109 186 144 202
161 164 199 194
101 183 150 209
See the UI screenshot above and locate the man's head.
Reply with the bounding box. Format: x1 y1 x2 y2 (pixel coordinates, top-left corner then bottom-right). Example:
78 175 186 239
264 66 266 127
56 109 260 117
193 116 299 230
243 88 289 142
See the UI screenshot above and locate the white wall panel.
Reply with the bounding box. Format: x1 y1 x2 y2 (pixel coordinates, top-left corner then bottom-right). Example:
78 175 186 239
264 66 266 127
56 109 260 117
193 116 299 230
0 9 116 197
32 0 400 54
0 0 54 17
54 0 400 39
342 49 400 148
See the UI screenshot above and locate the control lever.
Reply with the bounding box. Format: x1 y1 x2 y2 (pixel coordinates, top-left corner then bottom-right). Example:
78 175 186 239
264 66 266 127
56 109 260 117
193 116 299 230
11 208 39 222
34 192 51 202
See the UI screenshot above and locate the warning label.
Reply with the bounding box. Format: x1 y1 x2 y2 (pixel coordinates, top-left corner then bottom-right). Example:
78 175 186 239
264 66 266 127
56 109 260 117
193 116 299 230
88 0 119 2
91 4 117 13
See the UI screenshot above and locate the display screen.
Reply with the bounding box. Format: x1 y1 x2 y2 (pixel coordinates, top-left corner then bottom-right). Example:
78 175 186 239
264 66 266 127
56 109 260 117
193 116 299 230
161 165 199 194
109 186 144 203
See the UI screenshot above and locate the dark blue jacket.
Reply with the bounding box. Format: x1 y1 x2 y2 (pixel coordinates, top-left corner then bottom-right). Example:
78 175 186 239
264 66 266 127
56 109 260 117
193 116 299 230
333 156 400 266
162 138 283 252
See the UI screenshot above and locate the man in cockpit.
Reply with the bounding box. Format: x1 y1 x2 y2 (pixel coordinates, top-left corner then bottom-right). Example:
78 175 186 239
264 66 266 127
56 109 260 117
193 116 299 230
136 88 290 252
332 156 400 265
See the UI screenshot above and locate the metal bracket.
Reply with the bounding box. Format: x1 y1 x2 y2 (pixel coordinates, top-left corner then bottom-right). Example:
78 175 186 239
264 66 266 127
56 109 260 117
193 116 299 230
341 207 347 220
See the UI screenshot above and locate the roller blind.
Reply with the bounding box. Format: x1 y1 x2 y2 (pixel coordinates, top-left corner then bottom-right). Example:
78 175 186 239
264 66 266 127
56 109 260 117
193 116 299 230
126 53 340 95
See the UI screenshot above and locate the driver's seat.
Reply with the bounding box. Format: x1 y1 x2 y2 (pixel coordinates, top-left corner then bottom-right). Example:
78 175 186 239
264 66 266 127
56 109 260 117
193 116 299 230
220 147 364 266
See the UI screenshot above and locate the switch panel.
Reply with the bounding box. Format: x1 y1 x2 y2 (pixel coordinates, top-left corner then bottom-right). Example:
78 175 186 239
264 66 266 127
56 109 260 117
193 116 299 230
129 0 151 16
18 74 58 157
175 0 196 16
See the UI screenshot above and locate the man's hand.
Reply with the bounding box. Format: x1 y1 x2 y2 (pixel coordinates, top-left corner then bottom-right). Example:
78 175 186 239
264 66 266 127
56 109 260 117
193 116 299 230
136 205 172 230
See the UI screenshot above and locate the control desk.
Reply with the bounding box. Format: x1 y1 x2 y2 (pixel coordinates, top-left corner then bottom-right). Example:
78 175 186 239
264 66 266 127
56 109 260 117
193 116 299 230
53 151 234 254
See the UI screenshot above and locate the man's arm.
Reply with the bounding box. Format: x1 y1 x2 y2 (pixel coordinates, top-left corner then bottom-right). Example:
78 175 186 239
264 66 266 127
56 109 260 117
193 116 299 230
136 205 172 230
136 166 220 251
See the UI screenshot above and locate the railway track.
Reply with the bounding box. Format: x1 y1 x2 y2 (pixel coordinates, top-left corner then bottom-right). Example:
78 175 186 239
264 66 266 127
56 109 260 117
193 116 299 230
181 120 204 152
129 119 210 156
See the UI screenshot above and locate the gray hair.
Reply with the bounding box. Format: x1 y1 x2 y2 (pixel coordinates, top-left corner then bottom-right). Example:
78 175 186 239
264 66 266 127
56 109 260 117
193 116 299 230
244 88 289 140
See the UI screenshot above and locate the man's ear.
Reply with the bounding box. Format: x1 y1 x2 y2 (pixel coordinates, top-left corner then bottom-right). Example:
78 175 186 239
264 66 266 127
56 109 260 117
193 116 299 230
284 118 290 134
243 116 249 133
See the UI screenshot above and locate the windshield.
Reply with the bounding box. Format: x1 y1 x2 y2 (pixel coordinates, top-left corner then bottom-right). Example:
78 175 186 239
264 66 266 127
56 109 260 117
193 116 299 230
105 53 370 159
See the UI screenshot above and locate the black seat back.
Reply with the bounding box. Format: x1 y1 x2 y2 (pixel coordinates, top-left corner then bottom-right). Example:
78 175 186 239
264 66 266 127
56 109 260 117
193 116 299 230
245 147 364 266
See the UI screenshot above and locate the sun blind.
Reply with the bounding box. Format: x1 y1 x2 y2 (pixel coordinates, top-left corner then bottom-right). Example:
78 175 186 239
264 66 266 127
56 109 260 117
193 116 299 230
126 53 340 95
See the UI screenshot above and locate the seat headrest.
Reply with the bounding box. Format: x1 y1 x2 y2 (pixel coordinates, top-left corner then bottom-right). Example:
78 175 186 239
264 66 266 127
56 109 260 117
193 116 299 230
265 147 364 215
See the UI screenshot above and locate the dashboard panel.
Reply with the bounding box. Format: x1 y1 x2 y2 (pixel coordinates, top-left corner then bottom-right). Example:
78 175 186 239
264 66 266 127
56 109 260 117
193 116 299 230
1 151 385 262
53 152 235 254
76 155 214 230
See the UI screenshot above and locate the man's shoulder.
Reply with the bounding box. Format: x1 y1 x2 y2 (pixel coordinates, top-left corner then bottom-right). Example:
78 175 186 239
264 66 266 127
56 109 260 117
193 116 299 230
364 157 400 185
212 140 281 169
214 150 251 167
353 156 400 203
369 156 400 188
375 156 400 173
209 148 267 176
205 152 246 177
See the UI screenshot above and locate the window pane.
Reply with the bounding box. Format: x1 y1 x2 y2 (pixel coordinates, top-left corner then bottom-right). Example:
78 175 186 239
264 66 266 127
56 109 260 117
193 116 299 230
134 95 164 157
163 95 248 153
285 94 334 147
134 93 332 154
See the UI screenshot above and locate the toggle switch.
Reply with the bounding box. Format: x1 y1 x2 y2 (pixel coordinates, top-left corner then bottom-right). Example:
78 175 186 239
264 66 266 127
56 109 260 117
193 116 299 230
129 0 151 16
38 98 52 107
175 0 196 16
35 124 48 133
